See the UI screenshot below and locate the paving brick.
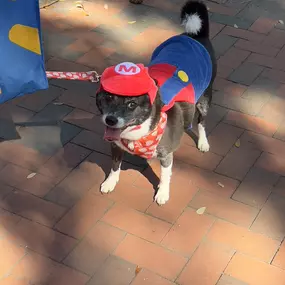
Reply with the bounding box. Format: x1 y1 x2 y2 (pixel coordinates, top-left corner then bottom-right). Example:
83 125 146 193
232 167 279 208
177 241 234 285
55 192 112 239
218 47 250 69
212 34 237 56
211 13 253 29
7 218 76 261
247 53 277 69
0 209 21 238
221 26 266 42
263 28 285 48
273 177 285 197
255 152 285 176
87 255 136 285
217 275 248 285
272 241 285 269
0 238 26 278
210 22 225 39
17 85 64 112
274 120 285 141
241 131 285 157
174 144 223 171
131 269 174 285
11 251 89 285
235 39 279 56
64 222 125 275
0 142 50 171
162 208 215 256
58 90 99 114
206 1 238 16
262 68 285 84
189 191 259 227
115 235 187 280
257 95 285 125
251 193 285 240
72 130 111 155
207 220 279 262
1 190 66 227
229 62 264 85
213 90 265 116
0 276 28 285
207 104 229 133
64 108 105 135
213 78 247 95
215 139 261 181
223 110 278 136
0 164 34 189
0 182 13 201
225 253 285 285
217 64 234 78
102 203 171 243
39 143 91 184
173 161 240 198
249 17 277 34
146 171 198 223
208 123 243 156
45 151 110 207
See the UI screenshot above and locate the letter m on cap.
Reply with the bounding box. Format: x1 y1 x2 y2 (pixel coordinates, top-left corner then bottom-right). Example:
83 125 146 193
119 65 137 73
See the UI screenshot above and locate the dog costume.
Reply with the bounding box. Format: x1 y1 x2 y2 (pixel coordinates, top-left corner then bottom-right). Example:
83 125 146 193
99 35 212 158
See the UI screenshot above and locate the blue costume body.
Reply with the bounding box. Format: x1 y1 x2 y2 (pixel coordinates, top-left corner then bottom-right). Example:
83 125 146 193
148 35 212 111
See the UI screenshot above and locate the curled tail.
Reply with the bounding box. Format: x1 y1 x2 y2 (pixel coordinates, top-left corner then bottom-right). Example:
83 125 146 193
181 1 210 38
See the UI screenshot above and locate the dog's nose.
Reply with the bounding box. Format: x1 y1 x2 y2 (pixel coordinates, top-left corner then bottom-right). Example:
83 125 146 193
105 115 118 127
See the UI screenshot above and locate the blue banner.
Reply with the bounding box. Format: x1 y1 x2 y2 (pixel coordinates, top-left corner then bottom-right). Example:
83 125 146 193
0 0 48 104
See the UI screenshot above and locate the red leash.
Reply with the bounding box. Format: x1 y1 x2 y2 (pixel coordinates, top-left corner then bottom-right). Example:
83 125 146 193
46 71 101 82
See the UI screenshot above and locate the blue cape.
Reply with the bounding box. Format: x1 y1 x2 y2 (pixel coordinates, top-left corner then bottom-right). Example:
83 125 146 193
148 35 212 111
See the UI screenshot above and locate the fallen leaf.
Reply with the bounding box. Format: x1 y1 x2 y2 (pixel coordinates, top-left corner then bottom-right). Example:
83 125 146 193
218 182 225 188
53 102 63 105
104 4 108 9
135 266 142 275
279 20 284 25
235 139 241 148
76 3 83 8
234 24 238 28
128 21 136 24
27 173 37 179
196 207 206 215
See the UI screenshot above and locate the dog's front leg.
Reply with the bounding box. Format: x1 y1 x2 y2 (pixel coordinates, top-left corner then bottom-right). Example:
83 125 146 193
155 152 173 205
100 143 123 194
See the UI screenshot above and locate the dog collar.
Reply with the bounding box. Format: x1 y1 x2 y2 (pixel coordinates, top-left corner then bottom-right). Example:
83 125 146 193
121 112 167 159
98 62 158 104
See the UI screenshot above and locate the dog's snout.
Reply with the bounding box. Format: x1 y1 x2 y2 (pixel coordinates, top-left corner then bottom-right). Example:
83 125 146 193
105 115 118 127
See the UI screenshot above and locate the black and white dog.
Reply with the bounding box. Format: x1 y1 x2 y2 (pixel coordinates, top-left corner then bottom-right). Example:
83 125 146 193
96 1 217 205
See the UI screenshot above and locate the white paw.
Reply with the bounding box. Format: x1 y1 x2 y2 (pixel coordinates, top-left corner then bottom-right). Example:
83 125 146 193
155 185 170 205
198 137 210 153
100 175 119 194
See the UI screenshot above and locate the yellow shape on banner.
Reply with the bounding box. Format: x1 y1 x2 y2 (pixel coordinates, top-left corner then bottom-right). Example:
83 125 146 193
9 24 41 55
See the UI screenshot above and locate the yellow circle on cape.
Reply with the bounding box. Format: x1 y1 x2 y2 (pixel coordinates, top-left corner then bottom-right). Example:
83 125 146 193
178 70 189 82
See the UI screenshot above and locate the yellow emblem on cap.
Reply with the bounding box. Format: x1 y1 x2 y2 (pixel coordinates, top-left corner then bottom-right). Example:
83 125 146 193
178 70 189 82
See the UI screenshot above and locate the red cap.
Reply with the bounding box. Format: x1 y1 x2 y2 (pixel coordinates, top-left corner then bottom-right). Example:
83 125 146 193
99 62 158 104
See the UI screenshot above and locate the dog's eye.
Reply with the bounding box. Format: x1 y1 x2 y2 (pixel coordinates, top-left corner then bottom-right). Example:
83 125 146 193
105 94 113 102
127 102 137 109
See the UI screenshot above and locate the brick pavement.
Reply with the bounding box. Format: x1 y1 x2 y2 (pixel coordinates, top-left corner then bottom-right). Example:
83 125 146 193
1 0 285 284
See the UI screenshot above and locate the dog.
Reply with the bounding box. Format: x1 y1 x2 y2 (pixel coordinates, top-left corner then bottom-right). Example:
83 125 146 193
96 0 217 205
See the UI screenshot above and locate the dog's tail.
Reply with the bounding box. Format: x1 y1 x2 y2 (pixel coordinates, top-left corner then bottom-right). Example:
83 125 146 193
181 1 209 38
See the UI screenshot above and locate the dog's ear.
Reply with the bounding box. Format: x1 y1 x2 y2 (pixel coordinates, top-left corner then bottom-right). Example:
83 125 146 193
95 92 103 113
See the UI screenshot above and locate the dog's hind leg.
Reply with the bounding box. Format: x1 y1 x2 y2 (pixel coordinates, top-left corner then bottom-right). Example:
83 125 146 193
155 152 173 205
101 143 124 194
196 90 211 152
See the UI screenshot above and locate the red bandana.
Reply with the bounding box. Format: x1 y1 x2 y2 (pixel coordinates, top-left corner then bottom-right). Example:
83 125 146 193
121 112 167 159
98 62 158 104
